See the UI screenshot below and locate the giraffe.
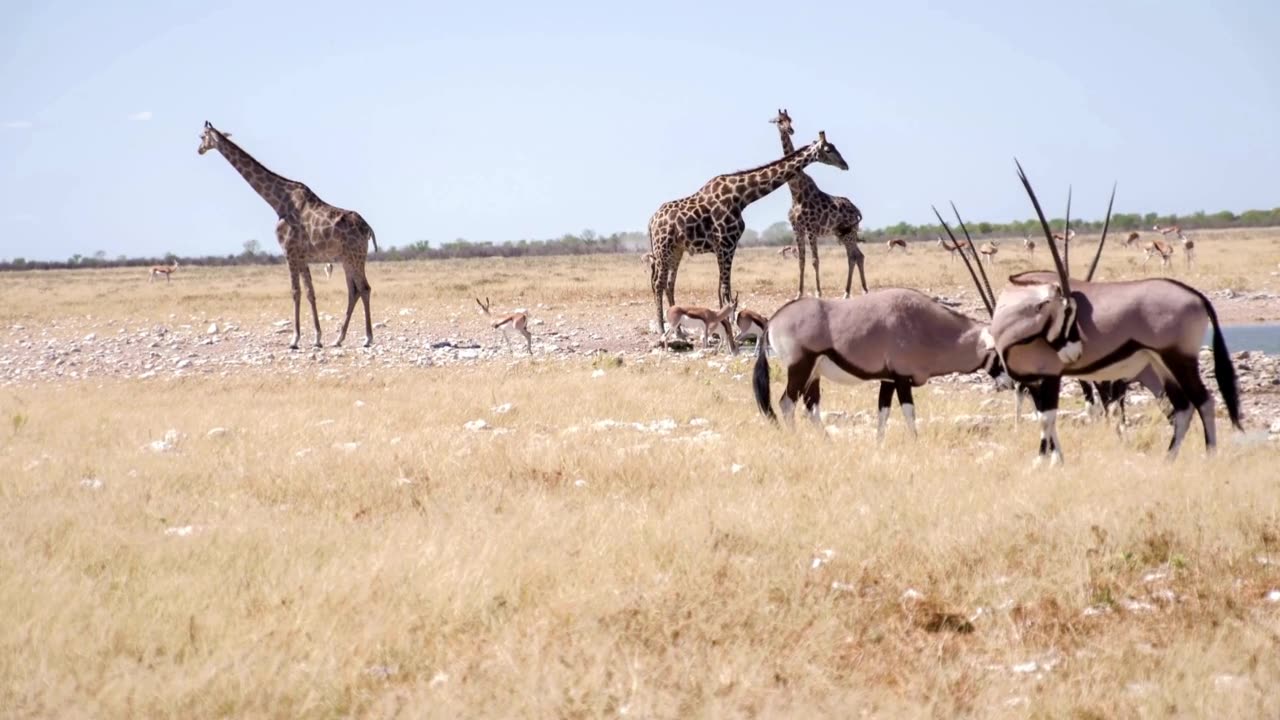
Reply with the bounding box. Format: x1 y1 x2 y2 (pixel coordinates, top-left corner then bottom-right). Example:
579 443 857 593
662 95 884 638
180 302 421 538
646 131 849 334
197 121 379 349
770 109 867 299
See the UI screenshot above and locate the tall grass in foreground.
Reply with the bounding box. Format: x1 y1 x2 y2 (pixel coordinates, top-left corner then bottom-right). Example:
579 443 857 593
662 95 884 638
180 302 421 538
2 361 1279 717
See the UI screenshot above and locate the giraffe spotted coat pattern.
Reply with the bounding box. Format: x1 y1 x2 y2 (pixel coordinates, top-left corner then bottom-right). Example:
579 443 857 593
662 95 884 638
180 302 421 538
646 132 850 334
198 121 379 350
770 109 867 299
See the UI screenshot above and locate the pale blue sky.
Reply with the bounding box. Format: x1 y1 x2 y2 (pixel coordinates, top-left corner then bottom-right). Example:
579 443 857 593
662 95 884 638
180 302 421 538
2 0 1277 261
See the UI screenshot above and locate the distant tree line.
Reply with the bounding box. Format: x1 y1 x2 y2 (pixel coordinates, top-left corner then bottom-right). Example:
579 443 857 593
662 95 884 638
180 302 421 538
3 206 1278 271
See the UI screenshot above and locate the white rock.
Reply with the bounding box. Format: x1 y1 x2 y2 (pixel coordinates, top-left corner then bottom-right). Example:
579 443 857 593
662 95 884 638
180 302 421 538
464 419 489 431
572 479 588 488
831 581 855 593
334 442 361 452
79 477 103 490
83 333 96 342
429 671 449 688
1269 420 1280 435
689 417 710 427
207 323 219 335
901 588 925 602
354 400 366 408
591 369 606 378
176 359 191 369
1010 661 1039 674
730 463 745 475
295 448 313 458
206 427 228 438
164 525 195 537
492 403 514 414
394 477 413 486
1265 589 1280 603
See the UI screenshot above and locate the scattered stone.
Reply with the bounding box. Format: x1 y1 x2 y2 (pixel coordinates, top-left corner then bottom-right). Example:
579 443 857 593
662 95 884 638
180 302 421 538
207 323 219 335
492 403 514 414
79 477 103 490
206 427 228 438
164 525 196 537
464 419 489 431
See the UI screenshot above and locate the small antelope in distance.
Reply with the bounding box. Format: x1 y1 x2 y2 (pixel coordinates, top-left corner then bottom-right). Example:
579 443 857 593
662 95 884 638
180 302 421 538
886 238 908 252
1051 228 1076 245
1142 237 1174 269
978 239 999 264
1023 234 1036 254
733 306 769 346
476 297 533 355
662 294 739 353
1179 234 1195 268
323 262 334 280
1154 223 1184 240
1123 231 1141 249
149 259 179 282
936 235 962 262
778 244 798 259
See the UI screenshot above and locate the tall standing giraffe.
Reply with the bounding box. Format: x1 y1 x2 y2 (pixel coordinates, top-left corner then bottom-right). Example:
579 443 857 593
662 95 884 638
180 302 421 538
770 109 867 299
647 131 849 334
197 121 378 349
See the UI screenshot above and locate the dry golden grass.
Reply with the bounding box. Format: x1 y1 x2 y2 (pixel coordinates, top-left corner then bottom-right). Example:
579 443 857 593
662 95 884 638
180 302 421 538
2 229 1280 717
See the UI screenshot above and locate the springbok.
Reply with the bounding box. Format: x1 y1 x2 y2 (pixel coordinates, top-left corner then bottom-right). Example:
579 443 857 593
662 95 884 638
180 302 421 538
936 235 961 262
733 306 769 346
886 238 908 253
475 297 533 355
778 245 798 260
1154 223 1183 239
1180 234 1195 269
1142 238 1174 269
149 260 179 282
985 161 1241 465
323 262 334 280
1023 234 1036 254
1122 231 1141 249
662 295 739 353
978 240 999 265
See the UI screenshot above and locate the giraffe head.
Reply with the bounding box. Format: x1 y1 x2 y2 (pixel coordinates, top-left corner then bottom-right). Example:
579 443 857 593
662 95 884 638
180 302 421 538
197 121 232 155
809 131 849 171
769 108 794 137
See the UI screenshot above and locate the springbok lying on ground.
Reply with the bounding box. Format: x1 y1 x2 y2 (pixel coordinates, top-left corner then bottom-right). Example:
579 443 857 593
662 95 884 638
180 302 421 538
476 297 533 355
662 295 739 353
985 162 1241 465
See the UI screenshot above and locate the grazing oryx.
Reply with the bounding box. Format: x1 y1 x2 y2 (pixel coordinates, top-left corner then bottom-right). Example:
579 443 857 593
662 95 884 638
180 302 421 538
733 307 769 346
886 238 908 252
752 289 1008 439
149 260 179 282
1142 237 1174 269
476 297 533 355
985 161 1241 465
662 295 739 353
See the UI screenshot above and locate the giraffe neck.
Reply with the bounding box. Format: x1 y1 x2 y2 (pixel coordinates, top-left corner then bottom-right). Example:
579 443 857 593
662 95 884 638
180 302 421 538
213 134 307 217
776 128 806 200
727 144 821 207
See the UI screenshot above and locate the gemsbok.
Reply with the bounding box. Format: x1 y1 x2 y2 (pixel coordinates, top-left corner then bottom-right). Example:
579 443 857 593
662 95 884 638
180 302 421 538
754 210 1009 440
985 161 1241 465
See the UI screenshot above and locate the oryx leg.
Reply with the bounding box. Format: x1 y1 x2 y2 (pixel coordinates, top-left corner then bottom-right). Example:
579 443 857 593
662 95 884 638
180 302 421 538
779 355 818 430
876 381 894 442
1031 377 1064 466
1165 353 1216 456
802 378 823 430
1161 382 1195 460
895 377 918 439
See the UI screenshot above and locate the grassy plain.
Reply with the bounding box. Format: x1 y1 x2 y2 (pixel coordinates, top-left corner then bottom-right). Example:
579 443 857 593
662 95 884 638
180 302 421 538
2 229 1280 717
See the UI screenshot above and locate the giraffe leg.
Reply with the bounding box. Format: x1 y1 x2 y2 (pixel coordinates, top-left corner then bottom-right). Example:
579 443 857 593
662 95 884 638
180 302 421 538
794 230 807 299
652 250 670 336
841 233 868 297
299 265 322 348
358 273 373 347
287 265 302 350
668 250 687 340
810 236 823 298
335 268 358 347
716 246 737 310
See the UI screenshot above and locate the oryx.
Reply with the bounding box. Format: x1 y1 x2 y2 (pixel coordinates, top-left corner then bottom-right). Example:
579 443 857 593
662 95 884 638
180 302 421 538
984 162 1242 464
752 209 1010 440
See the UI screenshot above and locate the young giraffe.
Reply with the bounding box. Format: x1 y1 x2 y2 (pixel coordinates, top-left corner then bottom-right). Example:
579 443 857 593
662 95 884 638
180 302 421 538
646 130 849 334
198 122 378 350
770 109 867 299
